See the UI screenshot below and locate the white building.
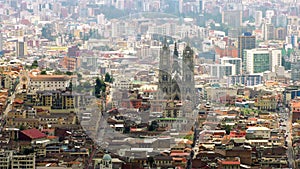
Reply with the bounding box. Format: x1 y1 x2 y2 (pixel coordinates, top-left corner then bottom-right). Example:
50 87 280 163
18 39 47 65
219 57 242 75
203 63 236 79
246 127 270 139
243 48 282 74
255 11 262 28
28 74 71 91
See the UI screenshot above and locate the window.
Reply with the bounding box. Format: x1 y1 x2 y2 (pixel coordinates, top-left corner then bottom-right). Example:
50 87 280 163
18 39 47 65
162 75 168 81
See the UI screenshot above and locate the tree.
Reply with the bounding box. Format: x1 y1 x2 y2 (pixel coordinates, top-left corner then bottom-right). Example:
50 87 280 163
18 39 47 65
105 73 110 82
40 70 47 75
105 73 113 83
68 82 73 91
77 73 82 79
148 120 159 131
31 60 38 69
95 77 106 98
225 125 232 135
66 71 73 76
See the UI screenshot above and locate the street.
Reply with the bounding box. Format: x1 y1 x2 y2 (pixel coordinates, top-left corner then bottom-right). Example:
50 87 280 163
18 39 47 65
287 108 296 168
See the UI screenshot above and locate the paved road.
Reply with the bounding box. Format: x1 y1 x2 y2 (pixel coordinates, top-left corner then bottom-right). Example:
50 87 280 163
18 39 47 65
1 84 19 128
287 109 296 168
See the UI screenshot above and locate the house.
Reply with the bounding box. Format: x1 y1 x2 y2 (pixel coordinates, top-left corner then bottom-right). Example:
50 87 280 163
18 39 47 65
19 128 47 142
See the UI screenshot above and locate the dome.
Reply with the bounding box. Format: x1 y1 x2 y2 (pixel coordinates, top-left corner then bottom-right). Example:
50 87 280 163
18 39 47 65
103 154 112 161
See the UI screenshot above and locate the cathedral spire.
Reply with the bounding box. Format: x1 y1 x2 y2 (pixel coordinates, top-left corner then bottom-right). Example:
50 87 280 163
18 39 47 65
173 42 178 59
163 36 168 48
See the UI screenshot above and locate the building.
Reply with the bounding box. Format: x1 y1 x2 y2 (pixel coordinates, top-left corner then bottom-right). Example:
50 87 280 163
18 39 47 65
238 33 255 72
222 10 242 28
228 74 262 86
0 151 12 169
204 63 235 79
222 0 243 28
0 151 35 169
291 98 300 122
284 86 300 105
158 41 195 102
60 56 79 71
246 127 271 139
217 158 241 169
219 57 242 75
28 74 71 91
0 32 3 52
94 154 113 169
11 154 35 169
16 41 26 58
262 23 275 40
19 128 47 142
275 27 287 40
243 48 282 74
254 94 277 111
255 11 262 28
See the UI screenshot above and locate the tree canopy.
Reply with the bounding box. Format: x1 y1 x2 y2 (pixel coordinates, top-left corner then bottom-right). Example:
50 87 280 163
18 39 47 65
95 77 106 98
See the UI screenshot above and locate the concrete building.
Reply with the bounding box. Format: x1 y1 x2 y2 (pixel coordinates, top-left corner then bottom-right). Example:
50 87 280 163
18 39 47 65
0 152 35 169
222 10 242 28
204 63 236 79
291 61 300 81
0 32 3 52
219 57 242 75
243 48 282 74
255 11 263 28
246 127 271 139
228 74 262 86
262 23 275 40
11 154 35 169
16 41 26 58
238 33 255 72
28 74 71 91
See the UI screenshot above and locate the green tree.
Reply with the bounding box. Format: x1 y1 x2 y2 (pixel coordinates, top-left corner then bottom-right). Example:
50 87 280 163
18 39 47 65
66 71 73 76
104 73 110 82
31 60 38 69
68 82 73 91
95 77 106 98
225 125 232 135
40 70 47 75
148 120 159 131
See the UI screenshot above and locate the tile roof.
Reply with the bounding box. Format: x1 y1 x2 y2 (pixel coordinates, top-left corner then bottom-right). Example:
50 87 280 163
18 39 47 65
21 128 47 139
221 161 240 165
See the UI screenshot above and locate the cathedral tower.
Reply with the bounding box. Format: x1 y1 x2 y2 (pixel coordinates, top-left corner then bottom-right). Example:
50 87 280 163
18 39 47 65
182 45 195 103
171 42 181 100
158 39 172 100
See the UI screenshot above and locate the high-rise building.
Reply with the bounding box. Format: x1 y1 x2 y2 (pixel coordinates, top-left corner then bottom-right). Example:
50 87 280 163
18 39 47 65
220 57 242 75
262 23 275 40
0 32 3 52
16 41 26 57
222 10 242 28
199 0 204 13
255 11 262 28
275 27 287 40
222 0 243 28
204 63 236 79
238 33 256 72
243 48 282 74
291 61 300 81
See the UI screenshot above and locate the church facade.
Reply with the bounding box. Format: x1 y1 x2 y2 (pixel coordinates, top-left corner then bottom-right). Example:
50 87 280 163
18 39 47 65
158 41 195 102
158 40 196 119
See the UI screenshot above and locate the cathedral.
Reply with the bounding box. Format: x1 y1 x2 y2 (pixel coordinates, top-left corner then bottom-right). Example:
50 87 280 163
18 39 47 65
158 40 196 107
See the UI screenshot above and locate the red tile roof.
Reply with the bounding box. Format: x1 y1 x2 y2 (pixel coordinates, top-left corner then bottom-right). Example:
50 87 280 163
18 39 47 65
221 161 240 165
21 128 47 139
